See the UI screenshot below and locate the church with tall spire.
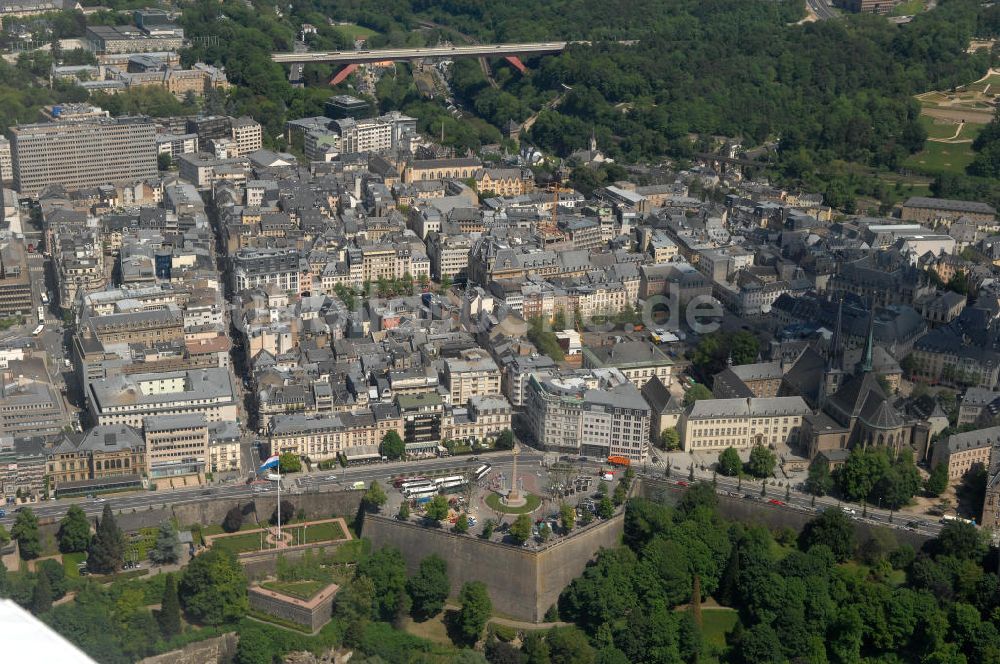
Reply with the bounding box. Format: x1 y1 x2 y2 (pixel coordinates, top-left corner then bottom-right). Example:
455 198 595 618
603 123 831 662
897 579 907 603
799 298 913 460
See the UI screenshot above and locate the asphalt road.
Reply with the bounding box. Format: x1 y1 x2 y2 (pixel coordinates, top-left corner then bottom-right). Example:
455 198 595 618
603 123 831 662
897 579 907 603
806 0 839 20
0 450 544 527
0 447 944 540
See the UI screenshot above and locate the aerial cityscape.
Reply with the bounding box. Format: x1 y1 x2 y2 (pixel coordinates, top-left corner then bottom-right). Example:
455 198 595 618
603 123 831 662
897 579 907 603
1 0 1000 662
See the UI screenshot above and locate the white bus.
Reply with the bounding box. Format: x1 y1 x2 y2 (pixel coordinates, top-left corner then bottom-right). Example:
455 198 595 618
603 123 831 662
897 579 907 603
32 324 44 336
474 464 492 481
401 480 434 495
408 486 438 502
941 514 976 526
436 476 467 493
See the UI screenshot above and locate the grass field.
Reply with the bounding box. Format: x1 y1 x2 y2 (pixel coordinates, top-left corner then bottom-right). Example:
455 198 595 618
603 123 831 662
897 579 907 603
401 613 452 646
891 0 925 15
328 538 370 563
62 552 87 578
281 521 347 545
210 531 275 555
920 116 961 139
904 140 976 175
701 608 739 663
261 579 327 601
485 492 542 514
202 522 260 536
331 23 377 40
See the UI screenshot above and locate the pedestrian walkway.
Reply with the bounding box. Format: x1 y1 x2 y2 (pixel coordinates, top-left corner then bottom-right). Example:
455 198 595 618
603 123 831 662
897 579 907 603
443 604 568 630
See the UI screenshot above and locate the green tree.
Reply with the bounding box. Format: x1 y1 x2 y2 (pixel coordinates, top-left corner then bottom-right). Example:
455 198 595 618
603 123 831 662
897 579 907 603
278 452 301 473
407 554 450 620
660 427 680 451
747 445 776 479
482 519 496 539
381 430 406 459
425 494 450 523
178 549 248 626
547 626 595 664
357 546 409 622
11 508 40 560
157 152 171 171
149 520 181 565
158 573 181 637
560 503 576 531
457 581 492 646
234 627 275 664
683 383 713 407
612 482 627 506
398 501 410 520
718 447 741 476
87 504 125 574
496 429 515 450
804 456 833 497
538 522 551 542
934 521 987 561
597 496 614 519
363 481 388 511
222 506 244 533
454 513 470 534
31 567 52 615
37 559 67 600
0 523 9 548
57 505 91 554
926 462 949 497
799 508 856 562
511 513 533 544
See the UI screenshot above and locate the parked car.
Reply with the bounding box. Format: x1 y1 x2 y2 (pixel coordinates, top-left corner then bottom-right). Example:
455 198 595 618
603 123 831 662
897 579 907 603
768 499 785 506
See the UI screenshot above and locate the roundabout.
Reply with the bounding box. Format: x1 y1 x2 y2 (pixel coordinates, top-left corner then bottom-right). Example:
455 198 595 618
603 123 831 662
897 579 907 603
485 491 542 514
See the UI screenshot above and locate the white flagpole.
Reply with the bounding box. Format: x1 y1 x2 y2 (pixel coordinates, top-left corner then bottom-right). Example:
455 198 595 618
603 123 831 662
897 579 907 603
277 461 282 542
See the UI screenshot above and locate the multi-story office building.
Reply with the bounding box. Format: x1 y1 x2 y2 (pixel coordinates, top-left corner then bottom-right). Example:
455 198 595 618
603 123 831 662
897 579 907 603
208 420 241 473
931 425 1000 482
11 116 156 196
87 368 238 427
86 25 183 54
323 95 373 120
143 414 210 479
0 136 12 185
156 133 199 158
231 117 263 155
525 374 651 461
678 396 810 452
444 348 502 405
82 305 184 346
426 231 472 282
397 393 444 454
0 378 70 438
232 248 304 293
334 117 393 154
0 239 32 318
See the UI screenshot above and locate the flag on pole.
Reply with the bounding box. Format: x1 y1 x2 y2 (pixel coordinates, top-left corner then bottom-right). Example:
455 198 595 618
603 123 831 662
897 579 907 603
258 455 280 474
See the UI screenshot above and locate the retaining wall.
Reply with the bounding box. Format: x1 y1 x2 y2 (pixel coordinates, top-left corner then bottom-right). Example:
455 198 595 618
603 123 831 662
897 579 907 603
137 632 237 664
361 511 623 622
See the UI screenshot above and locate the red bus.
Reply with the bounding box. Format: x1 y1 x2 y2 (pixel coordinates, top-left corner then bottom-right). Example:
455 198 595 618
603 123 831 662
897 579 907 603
607 456 631 468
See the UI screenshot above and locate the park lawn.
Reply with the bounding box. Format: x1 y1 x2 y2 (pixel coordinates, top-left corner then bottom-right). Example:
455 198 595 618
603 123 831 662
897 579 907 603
301 521 346 543
201 522 260 536
903 140 975 175
261 579 327 601
700 608 739 663
401 613 452 646
62 551 87 578
328 538 370 564
211 531 275 555
957 122 984 142
127 527 158 560
331 23 377 40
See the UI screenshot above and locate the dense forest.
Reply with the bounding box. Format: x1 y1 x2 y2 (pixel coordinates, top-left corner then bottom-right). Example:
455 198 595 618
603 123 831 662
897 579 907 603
4 0 1000 201
540 486 1000 664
